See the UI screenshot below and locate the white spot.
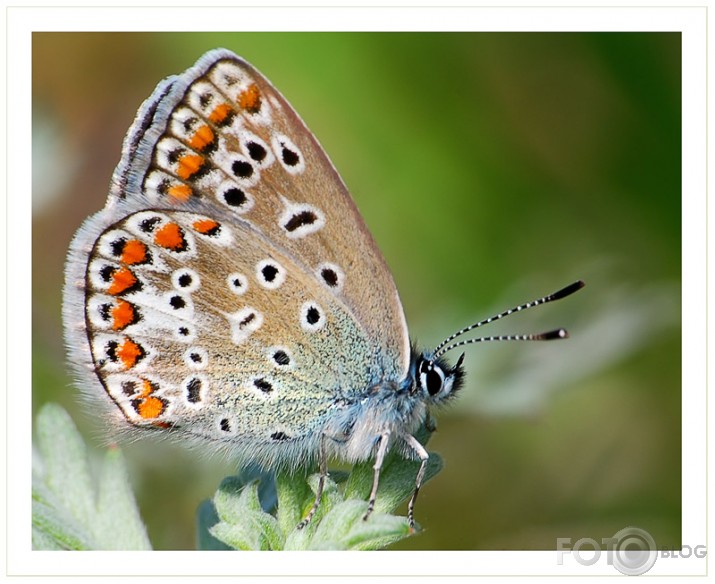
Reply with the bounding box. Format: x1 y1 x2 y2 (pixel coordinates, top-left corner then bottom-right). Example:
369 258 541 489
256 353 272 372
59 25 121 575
86 295 116 330
268 346 294 369
300 301 326 333
186 81 225 118
172 268 200 293
256 259 286 290
95 229 130 261
268 95 281 109
225 307 263 345
164 292 194 317
238 131 275 168
174 323 196 343
316 262 344 292
227 154 259 187
217 180 254 213
155 137 191 175
183 347 208 370
227 272 249 295
271 133 305 174
278 197 325 239
143 170 178 203
209 62 250 92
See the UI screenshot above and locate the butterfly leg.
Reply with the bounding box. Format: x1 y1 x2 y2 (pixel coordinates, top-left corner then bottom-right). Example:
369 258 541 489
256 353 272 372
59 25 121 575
403 433 429 529
363 430 391 521
297 433 328 529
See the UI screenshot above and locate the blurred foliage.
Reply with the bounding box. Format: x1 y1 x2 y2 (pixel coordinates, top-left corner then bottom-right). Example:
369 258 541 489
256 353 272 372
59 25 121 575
32 32 680 550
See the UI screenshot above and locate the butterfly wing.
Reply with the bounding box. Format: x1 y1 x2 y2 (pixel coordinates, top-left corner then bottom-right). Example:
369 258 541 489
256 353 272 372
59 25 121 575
64 49 410 465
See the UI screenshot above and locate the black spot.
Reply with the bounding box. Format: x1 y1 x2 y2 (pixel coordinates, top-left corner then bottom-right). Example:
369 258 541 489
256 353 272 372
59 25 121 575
199 92 213 107
177 273 193 288
254 378 273 393
239 312 256 328
121 380 137 396
169 295 186 310
273 350 290 366
220 418 231 432
186 377 202 403
284 210 318 233
99 265 116 283
189 352 202 363
232 160 253 179
109 238 126 257
232 277 244 289
182 117 198 131
246 141 267 162
271 431 290 441
106 340 119 362
223 187 247 207
156 178 170 195
99 303 112 321
199 223 221 237
178 327 190 337
261 264 279 283
139 217 161 233
281 145 300 166
167 148 183 164
426 368 443 396
306 306 320 325
321 268 339 287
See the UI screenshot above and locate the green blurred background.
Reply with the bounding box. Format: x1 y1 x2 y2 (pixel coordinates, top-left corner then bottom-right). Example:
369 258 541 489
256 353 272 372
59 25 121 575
32 32 681 550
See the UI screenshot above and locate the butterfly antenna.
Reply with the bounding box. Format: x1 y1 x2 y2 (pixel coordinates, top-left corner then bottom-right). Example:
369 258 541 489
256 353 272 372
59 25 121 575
432 280 584 359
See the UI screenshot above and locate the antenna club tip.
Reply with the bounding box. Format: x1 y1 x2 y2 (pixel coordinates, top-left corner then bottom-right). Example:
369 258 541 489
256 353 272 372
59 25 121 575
541 328 569 340
551 280 585 301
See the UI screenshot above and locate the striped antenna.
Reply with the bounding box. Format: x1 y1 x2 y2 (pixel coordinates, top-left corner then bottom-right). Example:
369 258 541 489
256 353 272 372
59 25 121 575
432 281 584 359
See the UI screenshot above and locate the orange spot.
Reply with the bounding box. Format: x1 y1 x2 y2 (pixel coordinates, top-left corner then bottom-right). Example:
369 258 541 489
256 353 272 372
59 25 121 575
121 239 148 265
193 218 220 235
117 339 143 369
138 396 165 419
176 153 205 180
111 299 136 331
208 103 233 124
238 83 261 113
154 222 186 251
107 267 138 295
168 183 192 202
138 378 155 398
188 125 215 151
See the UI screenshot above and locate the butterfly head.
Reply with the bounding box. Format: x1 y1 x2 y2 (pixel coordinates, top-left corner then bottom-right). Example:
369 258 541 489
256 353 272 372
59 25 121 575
409 280 585 406
413 352 465 406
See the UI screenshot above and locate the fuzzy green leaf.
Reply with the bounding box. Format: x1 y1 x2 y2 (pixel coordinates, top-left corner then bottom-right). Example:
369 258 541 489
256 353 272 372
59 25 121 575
308 500 412 550
208 444 442 551
275 472 313 535
32 404 151 550
210 478 283 550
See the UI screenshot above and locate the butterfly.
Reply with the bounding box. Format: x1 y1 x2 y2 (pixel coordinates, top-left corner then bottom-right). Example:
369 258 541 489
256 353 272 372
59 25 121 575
63 48 583 529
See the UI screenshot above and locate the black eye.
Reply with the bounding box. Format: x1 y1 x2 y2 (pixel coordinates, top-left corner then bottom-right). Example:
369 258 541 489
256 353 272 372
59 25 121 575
425 368 444 396
419 360 445 396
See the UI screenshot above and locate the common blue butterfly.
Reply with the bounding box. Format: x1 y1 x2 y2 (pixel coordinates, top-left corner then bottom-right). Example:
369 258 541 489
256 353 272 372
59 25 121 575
63 49 583 529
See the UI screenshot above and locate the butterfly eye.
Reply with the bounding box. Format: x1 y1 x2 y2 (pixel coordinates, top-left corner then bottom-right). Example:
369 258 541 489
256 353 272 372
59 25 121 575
419 360 445 396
